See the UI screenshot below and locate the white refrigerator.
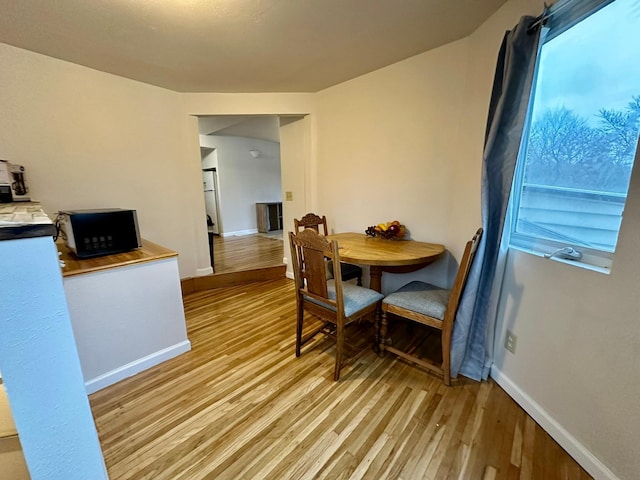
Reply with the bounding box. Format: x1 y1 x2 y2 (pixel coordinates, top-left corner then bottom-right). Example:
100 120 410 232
202 170 220 235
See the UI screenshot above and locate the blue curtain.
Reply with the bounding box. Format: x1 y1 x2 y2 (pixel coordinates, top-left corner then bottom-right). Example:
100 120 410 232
450 15 543 381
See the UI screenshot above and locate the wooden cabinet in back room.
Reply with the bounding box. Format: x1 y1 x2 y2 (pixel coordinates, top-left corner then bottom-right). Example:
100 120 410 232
256 202 282 233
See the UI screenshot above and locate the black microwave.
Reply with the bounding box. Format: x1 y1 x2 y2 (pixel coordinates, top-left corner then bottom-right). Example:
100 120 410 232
57 208 142 258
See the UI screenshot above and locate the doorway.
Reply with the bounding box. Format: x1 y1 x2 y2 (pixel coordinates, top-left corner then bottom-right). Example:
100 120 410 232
197 115 285 275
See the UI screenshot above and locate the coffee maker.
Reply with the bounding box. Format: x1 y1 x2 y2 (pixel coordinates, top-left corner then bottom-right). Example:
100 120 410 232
0 161 11 202
8 163 29 201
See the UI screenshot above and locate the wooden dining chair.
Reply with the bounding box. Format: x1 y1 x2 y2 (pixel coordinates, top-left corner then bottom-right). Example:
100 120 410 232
294 213 363 286
378 228 483 385
289 228 384 380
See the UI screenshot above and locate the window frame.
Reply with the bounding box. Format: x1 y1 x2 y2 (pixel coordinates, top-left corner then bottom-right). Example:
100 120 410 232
507 0 634 274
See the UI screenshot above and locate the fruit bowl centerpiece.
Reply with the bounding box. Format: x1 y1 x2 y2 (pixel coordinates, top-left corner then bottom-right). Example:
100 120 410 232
365 221 407 240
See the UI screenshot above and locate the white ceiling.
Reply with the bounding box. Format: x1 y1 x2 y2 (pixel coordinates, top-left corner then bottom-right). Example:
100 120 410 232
0 0 508 93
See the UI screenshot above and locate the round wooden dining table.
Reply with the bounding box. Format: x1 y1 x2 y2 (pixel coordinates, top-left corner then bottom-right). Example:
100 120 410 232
326 232 445 292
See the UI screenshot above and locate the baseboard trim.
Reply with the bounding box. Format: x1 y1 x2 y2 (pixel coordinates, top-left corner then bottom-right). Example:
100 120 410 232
85 340 191 395
221 229 258 237
490 366 619 480
196 266 214 276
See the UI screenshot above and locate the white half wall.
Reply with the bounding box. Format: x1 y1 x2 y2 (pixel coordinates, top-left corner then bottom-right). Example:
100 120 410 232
63 257 190 394
0 236 107 479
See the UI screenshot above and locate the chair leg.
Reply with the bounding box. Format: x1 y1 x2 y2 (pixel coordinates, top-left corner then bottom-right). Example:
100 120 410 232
334 323 344 381
443 364 451 386
295 303 304 357
374 308 381 354
442 327 452 386
378 311 388 356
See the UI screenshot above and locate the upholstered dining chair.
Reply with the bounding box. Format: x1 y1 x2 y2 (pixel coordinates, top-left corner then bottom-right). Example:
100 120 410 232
378 228 483 385
294 213 363 285
289 228 383 380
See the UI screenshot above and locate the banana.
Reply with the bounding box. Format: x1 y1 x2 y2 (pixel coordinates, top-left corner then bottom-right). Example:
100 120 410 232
377 223 388 231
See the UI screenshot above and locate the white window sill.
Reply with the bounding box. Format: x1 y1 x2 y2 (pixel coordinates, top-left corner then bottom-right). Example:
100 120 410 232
509 244 611 275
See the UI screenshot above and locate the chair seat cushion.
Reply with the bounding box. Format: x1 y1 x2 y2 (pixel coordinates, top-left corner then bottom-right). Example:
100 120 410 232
382 281 450 320
306 280 383 317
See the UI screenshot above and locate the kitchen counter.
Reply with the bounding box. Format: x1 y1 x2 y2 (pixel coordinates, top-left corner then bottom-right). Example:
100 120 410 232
1 201 190 394
60 239 190 394
58 238 178 277
0 202 55 240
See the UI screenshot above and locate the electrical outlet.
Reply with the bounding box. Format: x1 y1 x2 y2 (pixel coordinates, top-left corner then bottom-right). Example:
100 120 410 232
505 330 517 354
285 191 293 201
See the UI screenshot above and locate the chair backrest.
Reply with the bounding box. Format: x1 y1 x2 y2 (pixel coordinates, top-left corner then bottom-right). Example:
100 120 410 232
294 213 329 236
443 228 483 326
288 228 345 313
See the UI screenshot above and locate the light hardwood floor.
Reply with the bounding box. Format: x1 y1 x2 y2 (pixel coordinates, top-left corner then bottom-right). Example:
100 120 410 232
89 278 592 480
212 232 285 274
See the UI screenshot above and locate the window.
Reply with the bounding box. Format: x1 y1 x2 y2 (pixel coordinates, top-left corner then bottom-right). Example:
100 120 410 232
509 0 640 272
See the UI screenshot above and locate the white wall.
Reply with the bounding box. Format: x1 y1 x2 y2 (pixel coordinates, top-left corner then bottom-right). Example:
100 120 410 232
280 115 312 273
199 135 281 235
182 93 315 116
0 44 314 279
314 27 472 292
64 257 190 394
315 39 467 250
0 43 208 279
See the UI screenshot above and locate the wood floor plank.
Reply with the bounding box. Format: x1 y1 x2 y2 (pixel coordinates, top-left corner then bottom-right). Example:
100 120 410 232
212 232 284 274
432 386 475 478
89 278 593 480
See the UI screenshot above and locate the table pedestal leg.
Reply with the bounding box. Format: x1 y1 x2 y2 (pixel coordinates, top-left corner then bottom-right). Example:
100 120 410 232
369 266 383 292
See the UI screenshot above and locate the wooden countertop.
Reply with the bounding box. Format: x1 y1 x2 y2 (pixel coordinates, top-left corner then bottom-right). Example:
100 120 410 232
59 239 178 277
